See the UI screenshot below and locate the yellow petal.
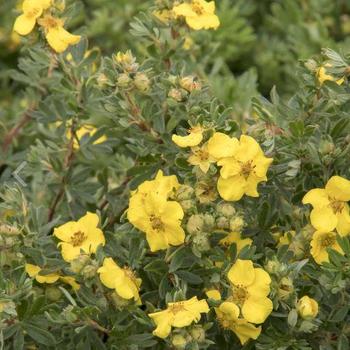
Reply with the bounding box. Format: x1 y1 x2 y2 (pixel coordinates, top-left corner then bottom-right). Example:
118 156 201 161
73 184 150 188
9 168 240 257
53 221 81 242
254 155 273 178
302 188 329 208
219 301 239 320
242 296 273 324
228 259 255 287
172 310 197 327
146 231 169 252
217 175 246 201
58 242 82 262
25 263 41 277
185 297 209 315
14 14 37 36
246 268 271 298
217 158 241 179
186 14 220 30
149 310 173 339
336 205 350 236
36 273 60 284
325 176 350 202
78 212 99 228
59 276 80 291
232 319 261 345
172 3 196 17
235 135 262 163
207 132 239 159
115 276 138 300
57 26 81 45
310 207 337 232
206 289 221 301
245 176 260 197
172 130 203 148
97 258 124 289
82 227 105 254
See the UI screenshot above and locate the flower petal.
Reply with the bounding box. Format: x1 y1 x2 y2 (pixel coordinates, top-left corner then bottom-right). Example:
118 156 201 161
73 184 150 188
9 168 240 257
246 268 271 298
302 188 329 208
336 205 350 236
325 176 350 201
217 175 246 201
310 207 337 232
172 131 203 148
13 14 37 36
242 296 273 324
207 132 239 159
227 259 255 287
232 319 261 345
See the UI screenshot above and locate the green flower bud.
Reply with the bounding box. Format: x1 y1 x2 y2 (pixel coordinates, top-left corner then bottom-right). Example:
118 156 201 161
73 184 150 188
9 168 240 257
229 216 244 232
190 326 205 342
179 199 195 211
45 286 62 301
134 72 150 92
216 216 229 229
97 73 109 87
203 213 215 230
176 185 194 201
0 224 21 235
265 259 282 274
117 73 132 87
81 264 98 279
171 334 187 349
193 233 210 252
319 140 335 155
168 88 183 102
70 254 90 274
278 276 294 301
186 214 204 235
216 202 236 217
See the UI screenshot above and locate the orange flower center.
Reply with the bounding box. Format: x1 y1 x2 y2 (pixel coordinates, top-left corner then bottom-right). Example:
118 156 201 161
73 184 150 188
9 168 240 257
150 215 164 231
232 285 249 305
192 2 204 15
329 199 344 214
217 316 231 329
241 160 255 178
320 233 336 248
70 231 87 247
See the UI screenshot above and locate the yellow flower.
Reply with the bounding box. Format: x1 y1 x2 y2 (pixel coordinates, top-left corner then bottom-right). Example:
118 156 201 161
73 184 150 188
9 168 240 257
98 257 141 302
148 297 209 339
297 296 318 320
188 144 216 173
25 263 60 284
206 289 221 300
215 301 261 345
14 0 51 36
210 134 272 201
227 259 273 324
172 0 220 30
310 230 343 264
38 15 80 53
302 176 350 235
153 9 174 24
317 66 344 85
25 264 80 290
127 192 185 252
53 212 105 262
219 232 252 253
172 125 203 148
67 124 107 150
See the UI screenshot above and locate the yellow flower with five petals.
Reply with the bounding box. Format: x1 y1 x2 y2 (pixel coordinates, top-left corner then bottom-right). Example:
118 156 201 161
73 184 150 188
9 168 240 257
148 297 209 339
98 257 141 303
302 176 350 235
188 144 216 173
227 259 273 324
53 212 105 262
172 0 220 30
215 301 261 345
310 230 343 264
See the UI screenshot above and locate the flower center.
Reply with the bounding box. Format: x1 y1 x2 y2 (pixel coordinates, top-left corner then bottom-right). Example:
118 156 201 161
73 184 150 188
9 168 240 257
194 149 209 161
27 8 41 18
150 215 164 231
169 302 185 314
217 316 231 329
330 199 344 214
123 267 137 282
70 231 87 247
320 233 336 248
232 285 249 305
240 160 255 178
192 2 204 15
38 15 61 29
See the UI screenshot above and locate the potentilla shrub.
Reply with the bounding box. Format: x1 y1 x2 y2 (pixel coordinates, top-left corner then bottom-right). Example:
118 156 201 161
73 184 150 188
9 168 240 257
1 1 350 350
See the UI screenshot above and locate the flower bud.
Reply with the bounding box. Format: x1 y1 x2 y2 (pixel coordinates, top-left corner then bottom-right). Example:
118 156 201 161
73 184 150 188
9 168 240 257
297 296 318 320
111 291 130 308
179 199 194 211
45 286 62 301
97 73 109 87
195 181 218 204
278 277 294 301
186 214 204 235
171 334 187 349
134 72 150 93
190 326 205 342
81 264 98 279
0 224 21 235
265 259 282 274
117 73 132 88
193 234 210 252
62 305 78 323
229 216 244 232
114 50 138 72
203 213 215 230
319 140 335 155
216 202 236 217
179 76 201 92
168 88 183 102
176 185 194 201
216 216 229 229
70 254 90 274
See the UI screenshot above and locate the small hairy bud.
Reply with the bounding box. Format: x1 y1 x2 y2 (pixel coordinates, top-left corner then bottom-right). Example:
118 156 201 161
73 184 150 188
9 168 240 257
134 72 150 92
186 214 204 234
216 202 236 217
229 216 244 232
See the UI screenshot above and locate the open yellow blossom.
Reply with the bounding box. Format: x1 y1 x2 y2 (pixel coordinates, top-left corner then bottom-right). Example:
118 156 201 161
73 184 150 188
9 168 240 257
297 296 319 320
98 257 141 303
207 132 239 159
148 297 209 339
215 135 273 201
25 264 80 290
67 124 107 150
188 144 216 173
14 0 51 36
215 301 261 345
172 0 220 30
302 176 350 235
38 15 80 53
53 212 105 262
310 230 343 264
317 66 344 85
227 259 273 324
172 125 203 148
128 192 185 252
219 232 252 253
